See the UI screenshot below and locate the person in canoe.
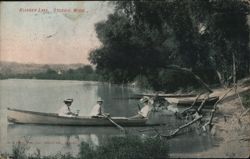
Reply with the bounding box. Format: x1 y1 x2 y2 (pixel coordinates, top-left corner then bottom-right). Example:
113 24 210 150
58 98 79 117
90 97 105 118
130 96 153 119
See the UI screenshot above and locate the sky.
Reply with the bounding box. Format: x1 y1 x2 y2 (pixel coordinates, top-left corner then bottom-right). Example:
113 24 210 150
0 1 115 64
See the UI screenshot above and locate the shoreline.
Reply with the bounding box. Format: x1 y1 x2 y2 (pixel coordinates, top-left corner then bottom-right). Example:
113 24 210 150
171 86 250 158
1 81 249 158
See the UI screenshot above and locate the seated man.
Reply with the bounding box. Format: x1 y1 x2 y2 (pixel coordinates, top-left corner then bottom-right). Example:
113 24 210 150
152 96 168 111
90 97 105 118
58 98 78 117
130 96 153 119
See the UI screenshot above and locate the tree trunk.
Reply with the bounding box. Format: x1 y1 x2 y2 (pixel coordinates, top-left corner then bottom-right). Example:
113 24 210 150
216 70 224 86
233 52 236 85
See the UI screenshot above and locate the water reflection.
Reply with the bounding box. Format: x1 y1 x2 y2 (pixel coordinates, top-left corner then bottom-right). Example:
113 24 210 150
7 124 125 155
1 80 220 156
7 124 122 136
7 124 219 155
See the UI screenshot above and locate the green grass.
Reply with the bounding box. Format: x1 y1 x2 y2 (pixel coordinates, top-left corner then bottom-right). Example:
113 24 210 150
11 135 169 159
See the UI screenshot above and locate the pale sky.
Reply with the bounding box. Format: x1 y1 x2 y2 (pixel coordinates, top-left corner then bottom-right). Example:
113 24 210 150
0 1 115 64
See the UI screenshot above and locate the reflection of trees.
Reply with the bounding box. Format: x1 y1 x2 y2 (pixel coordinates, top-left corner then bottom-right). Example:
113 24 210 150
62 134 100 150
61 133 117 149
76 133 115 148
5 65 99 81
167 132 215 153
7 125 125 155
64 135 71 148
96 84 138 117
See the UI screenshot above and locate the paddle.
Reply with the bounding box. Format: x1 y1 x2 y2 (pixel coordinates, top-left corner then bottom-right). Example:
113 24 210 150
102 113 126 132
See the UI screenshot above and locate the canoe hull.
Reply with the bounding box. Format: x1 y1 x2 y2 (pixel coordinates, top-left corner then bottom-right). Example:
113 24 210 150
7 108 148 126
166 96 219 108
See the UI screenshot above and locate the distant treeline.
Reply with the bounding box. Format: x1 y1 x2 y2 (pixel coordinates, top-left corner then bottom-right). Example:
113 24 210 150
0 65 101 81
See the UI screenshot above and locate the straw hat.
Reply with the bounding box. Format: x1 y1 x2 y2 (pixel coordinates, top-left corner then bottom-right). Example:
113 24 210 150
97 97 104 102
64 98 73 103
140 96 150 103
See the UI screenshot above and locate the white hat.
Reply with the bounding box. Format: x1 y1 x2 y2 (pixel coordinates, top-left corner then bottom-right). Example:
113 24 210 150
97 97 103 102
64 98 73 103
140 96 150 103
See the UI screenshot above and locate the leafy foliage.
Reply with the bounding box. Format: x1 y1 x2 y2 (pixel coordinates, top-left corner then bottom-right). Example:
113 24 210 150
12 141 29 159
87 136 169 159
11 136 169 159
89 0 250 91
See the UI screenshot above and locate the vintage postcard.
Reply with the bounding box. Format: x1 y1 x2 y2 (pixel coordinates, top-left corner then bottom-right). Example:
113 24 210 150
0 1 249 158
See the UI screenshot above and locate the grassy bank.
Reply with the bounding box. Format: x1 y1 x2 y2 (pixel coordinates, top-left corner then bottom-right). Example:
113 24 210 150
7 135 169 159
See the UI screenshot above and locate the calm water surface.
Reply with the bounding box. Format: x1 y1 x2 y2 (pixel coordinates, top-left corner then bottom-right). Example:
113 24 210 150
0 79 219 156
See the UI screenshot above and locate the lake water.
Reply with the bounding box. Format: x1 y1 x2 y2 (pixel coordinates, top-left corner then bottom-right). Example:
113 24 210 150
0 79 219 156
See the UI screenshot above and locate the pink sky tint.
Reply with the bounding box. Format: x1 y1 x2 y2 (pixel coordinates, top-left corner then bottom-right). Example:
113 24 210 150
0 1 114 64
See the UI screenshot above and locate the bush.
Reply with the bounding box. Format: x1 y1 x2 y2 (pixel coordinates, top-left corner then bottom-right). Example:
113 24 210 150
12 141 29 159
78 142 96 159
134 75 153 90
79 136 169 159
11 136 169 159
147 68 201 93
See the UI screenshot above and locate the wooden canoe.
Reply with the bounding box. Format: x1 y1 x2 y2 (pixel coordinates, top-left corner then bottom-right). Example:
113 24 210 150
133 93 197 99
7 108 150 126
165 96 219 108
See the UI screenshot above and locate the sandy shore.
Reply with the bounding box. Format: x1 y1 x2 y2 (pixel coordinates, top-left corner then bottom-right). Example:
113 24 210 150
172 84 250 158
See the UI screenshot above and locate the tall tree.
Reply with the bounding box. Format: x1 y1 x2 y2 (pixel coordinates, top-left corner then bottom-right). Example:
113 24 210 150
89 0 249 89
